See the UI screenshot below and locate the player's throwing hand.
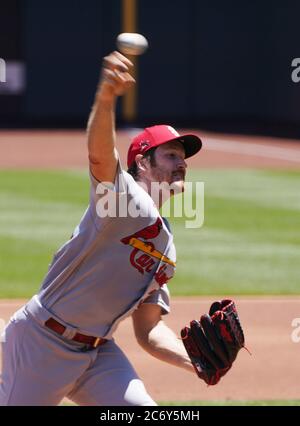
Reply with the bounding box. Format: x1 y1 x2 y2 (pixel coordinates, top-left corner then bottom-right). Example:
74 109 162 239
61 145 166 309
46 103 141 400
99 51 135 98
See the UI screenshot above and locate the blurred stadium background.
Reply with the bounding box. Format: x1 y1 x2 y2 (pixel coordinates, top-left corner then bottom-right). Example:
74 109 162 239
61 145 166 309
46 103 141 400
1 0 300 134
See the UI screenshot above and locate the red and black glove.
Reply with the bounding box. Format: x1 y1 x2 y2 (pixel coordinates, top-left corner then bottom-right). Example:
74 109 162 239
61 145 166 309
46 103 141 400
181 299 245 385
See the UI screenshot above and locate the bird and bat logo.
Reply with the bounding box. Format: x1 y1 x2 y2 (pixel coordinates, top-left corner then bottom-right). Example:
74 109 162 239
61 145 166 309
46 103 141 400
120 217 176 286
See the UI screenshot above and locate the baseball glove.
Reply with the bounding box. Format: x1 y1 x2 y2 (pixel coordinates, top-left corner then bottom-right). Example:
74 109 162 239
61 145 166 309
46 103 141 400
181 299 245 385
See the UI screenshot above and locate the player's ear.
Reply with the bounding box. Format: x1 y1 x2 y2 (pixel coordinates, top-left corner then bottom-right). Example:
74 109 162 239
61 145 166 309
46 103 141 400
135 154 150 173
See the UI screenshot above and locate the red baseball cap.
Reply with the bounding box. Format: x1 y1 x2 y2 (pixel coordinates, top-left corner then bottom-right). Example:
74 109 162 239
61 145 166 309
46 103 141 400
127 125 202 168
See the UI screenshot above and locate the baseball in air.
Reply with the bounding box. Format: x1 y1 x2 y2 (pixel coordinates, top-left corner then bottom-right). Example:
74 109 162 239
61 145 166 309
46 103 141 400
116 33 148 56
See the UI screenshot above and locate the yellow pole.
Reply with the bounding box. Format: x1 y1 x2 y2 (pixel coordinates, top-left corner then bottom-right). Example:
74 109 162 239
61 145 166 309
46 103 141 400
122 0 137 122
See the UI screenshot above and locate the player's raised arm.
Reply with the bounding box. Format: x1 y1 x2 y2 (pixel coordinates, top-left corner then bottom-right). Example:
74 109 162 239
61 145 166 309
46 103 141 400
87 51 135 183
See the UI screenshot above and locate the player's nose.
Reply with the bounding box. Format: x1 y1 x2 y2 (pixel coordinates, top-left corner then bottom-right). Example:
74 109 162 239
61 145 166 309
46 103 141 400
177 158 187 170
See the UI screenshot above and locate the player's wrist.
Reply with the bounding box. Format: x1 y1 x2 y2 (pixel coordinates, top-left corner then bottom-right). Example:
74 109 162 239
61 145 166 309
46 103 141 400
96 85 117 105
184 360 196 374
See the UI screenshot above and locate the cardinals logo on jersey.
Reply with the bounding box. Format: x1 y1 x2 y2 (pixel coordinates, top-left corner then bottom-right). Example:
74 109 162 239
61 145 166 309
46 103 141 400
121 218 175 286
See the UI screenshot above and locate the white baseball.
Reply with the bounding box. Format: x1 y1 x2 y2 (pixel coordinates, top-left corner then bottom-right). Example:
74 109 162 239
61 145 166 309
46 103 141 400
116 33 148 56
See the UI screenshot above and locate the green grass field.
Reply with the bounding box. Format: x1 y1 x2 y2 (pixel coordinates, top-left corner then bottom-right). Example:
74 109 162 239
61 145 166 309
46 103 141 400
0 169 299 298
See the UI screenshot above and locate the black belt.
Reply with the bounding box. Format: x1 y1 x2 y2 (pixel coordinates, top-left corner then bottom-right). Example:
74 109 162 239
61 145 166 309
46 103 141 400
45 317 107 348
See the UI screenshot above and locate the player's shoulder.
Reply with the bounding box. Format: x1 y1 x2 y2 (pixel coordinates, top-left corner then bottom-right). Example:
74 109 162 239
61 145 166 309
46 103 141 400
162 217 173 234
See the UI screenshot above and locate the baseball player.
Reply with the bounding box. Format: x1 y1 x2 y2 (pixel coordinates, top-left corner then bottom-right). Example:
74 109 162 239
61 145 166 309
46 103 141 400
0 51 203 406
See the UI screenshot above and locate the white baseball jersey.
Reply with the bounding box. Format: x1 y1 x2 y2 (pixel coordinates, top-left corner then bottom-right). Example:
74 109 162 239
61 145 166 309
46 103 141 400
29 162 176 339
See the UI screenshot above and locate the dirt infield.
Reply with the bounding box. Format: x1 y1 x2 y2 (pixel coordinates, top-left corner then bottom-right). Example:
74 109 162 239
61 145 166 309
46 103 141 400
1 129 300 169
1 297 300 402
1 129 300 403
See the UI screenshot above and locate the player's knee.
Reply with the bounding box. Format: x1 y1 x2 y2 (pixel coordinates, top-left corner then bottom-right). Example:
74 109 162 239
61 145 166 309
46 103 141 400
123 379 156 406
